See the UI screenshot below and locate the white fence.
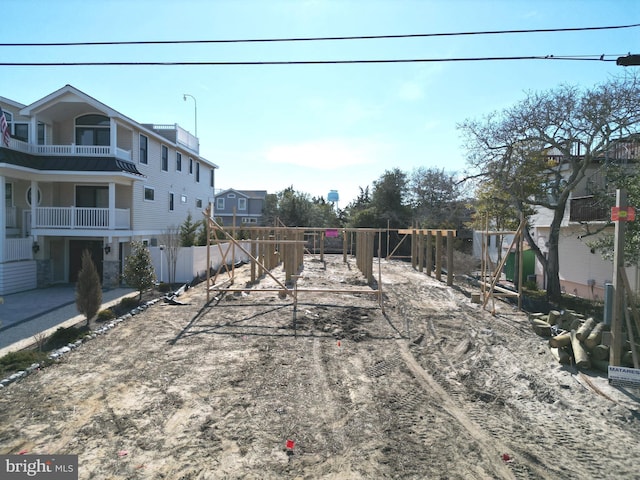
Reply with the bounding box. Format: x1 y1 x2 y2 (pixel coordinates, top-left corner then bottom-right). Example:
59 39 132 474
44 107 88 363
149 241 251 284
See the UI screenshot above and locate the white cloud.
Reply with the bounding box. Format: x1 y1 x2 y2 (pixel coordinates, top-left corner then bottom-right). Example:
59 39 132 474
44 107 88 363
264 138 383 170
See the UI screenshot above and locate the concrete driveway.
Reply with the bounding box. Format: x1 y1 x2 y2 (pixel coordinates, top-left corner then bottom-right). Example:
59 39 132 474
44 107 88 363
0 285 136 354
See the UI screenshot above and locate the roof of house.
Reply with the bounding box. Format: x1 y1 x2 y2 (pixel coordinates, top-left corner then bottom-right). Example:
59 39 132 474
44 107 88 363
215 188 268 199
0 147 144 176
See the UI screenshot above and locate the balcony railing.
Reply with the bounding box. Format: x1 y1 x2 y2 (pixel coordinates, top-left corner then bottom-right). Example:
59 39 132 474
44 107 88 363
4 238 33 261
7 138 132 161
570 196 610 222
32 207 130 229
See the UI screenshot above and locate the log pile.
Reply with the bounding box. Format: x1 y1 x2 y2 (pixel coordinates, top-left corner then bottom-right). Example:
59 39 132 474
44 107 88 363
529 310 614 372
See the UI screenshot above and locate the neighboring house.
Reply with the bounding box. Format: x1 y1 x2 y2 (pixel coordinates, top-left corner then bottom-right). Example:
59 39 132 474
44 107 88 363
214 189 267 227
529 140 640 301
0 85 218 295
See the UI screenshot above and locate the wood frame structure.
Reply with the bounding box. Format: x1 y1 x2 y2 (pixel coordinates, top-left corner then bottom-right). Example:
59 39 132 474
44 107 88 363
478 216 525 314
396 228 457 286
202 209 386 317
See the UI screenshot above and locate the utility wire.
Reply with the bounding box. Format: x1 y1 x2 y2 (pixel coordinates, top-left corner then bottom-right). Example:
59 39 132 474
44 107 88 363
0 55 619 67
0 23 638 47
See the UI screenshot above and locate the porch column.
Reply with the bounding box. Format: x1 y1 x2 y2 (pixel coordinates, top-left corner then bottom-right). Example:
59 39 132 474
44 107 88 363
30 180 38 235
110 118 117 156
109 182 115 229
0 177 5 262
30 116 38 148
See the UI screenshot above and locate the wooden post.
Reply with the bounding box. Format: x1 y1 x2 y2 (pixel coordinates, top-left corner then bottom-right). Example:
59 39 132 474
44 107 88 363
426 233 433 277
435 231 442 281
447 231 454 286
610 189 627 367
343 229 348 263
418 230 425 273
250 229 257 283
320 230 325 262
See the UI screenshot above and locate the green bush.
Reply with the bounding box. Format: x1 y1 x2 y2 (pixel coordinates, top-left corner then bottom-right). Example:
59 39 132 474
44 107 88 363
158 282 172 293
44 326 86 351
0 350 50 377
97 308 116 322
119 297 139 310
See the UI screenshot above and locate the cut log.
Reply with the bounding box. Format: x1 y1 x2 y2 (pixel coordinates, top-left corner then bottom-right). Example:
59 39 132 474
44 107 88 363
549 347 571 364
590 344 610 361
549 331 572 348
576 317 597 342
571 330 591 369
531 319 552 337
584 322 606 350
548 310 562 325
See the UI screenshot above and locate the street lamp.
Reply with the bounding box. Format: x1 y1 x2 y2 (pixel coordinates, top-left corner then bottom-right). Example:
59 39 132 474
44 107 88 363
183 93 198 138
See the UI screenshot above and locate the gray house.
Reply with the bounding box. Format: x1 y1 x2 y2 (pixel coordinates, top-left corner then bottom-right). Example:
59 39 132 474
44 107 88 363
214 189 267 227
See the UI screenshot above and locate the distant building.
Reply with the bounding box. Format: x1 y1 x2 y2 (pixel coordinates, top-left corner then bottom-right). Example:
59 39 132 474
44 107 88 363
214 189 267 227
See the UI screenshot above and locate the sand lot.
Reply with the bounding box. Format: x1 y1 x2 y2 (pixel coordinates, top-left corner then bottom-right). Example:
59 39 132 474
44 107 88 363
1 255 640 479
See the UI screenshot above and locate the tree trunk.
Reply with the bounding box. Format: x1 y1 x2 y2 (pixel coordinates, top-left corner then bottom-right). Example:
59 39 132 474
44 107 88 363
545 223 562 303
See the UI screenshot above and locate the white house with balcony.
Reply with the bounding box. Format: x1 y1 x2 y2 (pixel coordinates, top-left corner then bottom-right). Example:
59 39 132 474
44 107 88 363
0 85 218 294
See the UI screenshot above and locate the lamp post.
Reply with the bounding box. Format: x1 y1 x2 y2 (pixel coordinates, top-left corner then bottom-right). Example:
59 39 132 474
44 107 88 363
183 94 198 138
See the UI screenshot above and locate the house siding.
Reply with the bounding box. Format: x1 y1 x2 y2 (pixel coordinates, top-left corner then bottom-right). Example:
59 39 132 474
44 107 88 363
0 261 37 294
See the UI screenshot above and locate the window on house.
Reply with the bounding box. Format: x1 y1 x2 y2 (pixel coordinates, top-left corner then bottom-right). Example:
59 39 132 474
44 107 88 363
37 123 46 145
161 145 168 171
196 198 203 208
176 152 182 171
169 192 174 211
189 158 193 174
140 134 148 164
13 124 28 142
216 198 225 210
76 114 110 146
144 186 154 201
228 193 236 198
196 162 200 182
210 169 214 187
26 186 41 206
238 198 247 210
5 183 13 207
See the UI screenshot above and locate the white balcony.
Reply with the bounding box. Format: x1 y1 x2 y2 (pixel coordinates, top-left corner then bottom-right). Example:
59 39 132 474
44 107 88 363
33 207 130 229
8 138 132 161
4 237 33 261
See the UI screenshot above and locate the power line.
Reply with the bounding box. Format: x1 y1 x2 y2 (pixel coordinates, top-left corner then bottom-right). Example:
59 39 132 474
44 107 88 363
0 23 638 47
0 55 619 67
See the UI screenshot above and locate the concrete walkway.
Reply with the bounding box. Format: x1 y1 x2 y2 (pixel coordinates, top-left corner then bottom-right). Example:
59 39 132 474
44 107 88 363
0 285 136 355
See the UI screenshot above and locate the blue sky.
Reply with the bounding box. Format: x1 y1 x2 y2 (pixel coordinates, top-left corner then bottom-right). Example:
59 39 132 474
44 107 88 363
1 0 638 206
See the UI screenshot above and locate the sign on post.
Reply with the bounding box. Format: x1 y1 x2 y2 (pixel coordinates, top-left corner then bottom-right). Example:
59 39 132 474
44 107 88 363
611 206 636 222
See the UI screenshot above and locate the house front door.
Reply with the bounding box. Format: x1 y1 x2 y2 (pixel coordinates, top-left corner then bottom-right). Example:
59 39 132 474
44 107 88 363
69 240 103 283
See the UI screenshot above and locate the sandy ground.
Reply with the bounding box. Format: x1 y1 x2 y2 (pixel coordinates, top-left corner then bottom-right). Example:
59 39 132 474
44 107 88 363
1 255 640 479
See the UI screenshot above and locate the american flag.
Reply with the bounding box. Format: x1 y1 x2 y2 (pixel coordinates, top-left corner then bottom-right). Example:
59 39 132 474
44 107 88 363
0 106 9 147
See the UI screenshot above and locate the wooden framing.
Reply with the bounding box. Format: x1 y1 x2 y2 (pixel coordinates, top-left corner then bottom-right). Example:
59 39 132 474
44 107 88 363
397 228 457 286
203 210 385 314
478 216 525 314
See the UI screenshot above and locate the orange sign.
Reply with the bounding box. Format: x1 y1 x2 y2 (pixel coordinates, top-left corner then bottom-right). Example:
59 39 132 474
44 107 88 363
611 207 636 222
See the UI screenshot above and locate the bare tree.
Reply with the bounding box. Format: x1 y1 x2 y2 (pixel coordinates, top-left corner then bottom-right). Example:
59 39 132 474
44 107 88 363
459 73 640 302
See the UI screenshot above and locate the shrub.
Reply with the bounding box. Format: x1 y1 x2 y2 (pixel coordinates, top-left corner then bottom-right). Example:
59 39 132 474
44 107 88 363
44 326 86 351
75 249 102 326
97 308 116 322
119 297 139 310
0 350 50 377
158 282 172 293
